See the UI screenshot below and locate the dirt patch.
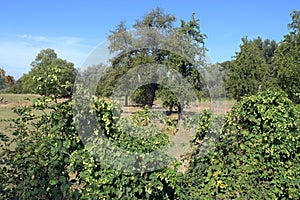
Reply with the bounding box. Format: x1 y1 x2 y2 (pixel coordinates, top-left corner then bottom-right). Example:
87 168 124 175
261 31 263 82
119 100 234 118
0 102 32 108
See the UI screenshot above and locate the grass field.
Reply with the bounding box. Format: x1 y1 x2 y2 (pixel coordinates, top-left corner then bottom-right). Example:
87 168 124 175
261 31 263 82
111 96 235 117
0 93 39 138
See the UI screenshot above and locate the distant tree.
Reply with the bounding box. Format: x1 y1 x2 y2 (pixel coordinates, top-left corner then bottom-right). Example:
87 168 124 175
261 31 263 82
5 75 15 88
105 7 207 112
251 36 278 65
96 64 129 105
225 37 269 100
273 10 300 103
0 68 8 92
0 68 15 92
9 79 22 93
288 10 300 31
21 49 77 98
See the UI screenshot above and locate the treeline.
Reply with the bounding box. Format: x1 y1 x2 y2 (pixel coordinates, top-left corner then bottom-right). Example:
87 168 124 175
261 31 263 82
2 9 299 106
224 11 300 103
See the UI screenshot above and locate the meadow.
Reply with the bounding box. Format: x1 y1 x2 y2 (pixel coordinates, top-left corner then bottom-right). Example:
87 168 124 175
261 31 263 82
0 94 38 131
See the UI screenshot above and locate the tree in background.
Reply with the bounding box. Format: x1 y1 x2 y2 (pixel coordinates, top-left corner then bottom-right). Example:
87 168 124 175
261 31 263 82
273 10 300 103
21 49 77 98
102 7 207 110
252 36 277 65
0 68 15 92
0 68 8 92
96 64 129 105
5 75 14 89
225 11 300 103
225 37 269 100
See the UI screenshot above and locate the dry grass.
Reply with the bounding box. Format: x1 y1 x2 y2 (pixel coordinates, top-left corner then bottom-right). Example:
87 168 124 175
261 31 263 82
0 94 40 148
0 94 235 137
116 98 235 117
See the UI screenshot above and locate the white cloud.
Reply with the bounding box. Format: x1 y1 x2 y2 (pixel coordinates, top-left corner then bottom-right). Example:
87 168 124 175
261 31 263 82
0 34 97 79
18 34 47 41
17 34 85 47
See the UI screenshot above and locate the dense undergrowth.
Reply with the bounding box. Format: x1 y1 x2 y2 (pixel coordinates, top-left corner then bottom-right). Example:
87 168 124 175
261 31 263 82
0 90 299 199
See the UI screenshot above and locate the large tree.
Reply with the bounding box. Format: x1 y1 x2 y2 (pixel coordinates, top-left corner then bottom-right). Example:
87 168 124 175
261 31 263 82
104 7 207 110
273 10 300 103
225 37 269 100
21 48 77 98
251 36 277 65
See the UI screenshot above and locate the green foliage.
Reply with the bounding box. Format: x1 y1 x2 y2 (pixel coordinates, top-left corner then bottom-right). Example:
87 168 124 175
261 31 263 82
0 97 83 199
71 100 184 199
0 68 8 92
1 91 299 199
225 37 269 100
251 36 278 65
0 95 184 199
0 79 7 93
102 7 207 109
157 87 181 112
225 11 299 103
183 91 300 199
20 48 77 98
96 65 127 98
273 10 300 104
288 10 300 32
130 85 152 106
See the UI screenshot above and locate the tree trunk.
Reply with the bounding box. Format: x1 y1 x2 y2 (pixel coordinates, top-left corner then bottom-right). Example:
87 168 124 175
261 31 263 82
147 72 159 108
147 83 158 108
177 103 182 122
124 95 128 107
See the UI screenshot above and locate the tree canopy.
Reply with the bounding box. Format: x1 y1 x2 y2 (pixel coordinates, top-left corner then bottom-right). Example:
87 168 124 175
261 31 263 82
20 48 77 98
225 10 300 103
225 37 269 100
97 7 207 111
0 68 8 92
0 68 14 92
273 10 300 103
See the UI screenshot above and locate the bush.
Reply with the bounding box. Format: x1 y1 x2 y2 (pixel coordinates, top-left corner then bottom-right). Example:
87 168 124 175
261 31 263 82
0 96 185 199
2 91 299 199
183 91 300 199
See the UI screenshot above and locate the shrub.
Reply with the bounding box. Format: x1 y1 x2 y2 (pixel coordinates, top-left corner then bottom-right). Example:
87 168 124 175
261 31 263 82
0 96 185 199
183 91 300 199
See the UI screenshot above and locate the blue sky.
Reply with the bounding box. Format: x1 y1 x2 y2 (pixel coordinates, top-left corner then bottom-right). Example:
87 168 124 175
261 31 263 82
1 0 299 79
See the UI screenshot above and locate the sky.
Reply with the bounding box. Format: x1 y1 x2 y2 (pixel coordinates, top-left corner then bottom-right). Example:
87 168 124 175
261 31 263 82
0 0 299 79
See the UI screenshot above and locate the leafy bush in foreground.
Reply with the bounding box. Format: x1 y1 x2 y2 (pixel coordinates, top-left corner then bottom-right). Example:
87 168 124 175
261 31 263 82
0 97 184 199
183 91 300 199
1 91 299 199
